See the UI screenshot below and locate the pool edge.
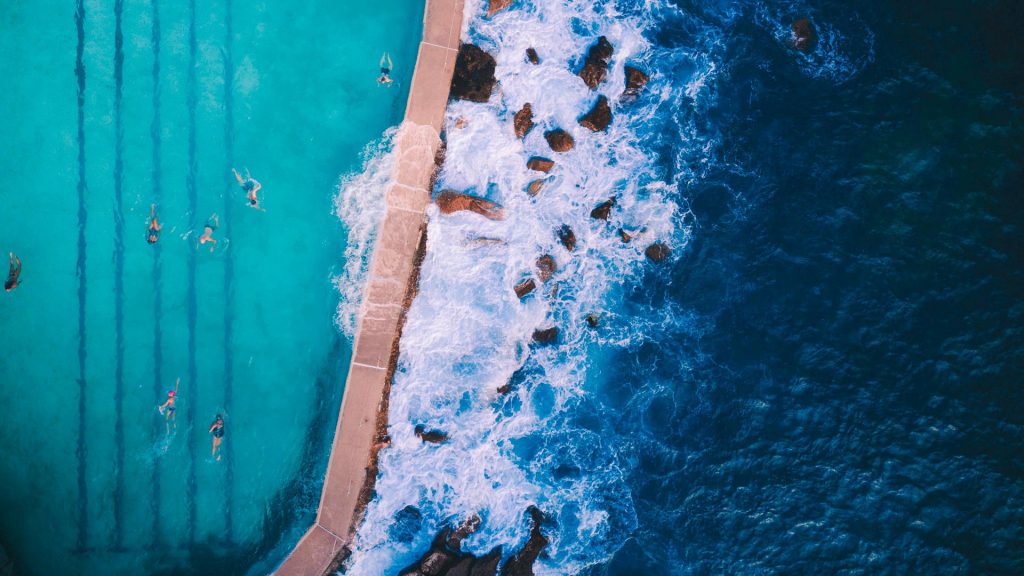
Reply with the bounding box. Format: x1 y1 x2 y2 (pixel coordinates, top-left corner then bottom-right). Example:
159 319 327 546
272 1 464 574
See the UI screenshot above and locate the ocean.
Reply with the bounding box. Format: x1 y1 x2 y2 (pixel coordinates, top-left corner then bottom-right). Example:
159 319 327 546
339 0 1023 574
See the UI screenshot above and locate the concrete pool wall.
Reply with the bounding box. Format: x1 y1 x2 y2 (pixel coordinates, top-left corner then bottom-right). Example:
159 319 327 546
274 0 464 573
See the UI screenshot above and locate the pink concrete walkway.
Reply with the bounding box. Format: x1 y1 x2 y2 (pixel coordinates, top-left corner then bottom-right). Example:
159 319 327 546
273 1 463 574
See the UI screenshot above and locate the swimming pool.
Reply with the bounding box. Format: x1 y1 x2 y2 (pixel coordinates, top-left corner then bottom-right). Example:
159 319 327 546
0 1 422 574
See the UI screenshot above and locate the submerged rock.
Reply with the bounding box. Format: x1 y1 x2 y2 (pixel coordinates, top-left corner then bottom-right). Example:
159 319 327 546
645 242 670 262
526 179 545 196
578 36 614 89
590 196 616 220
527 157 554 173
544 128 575 152
526 47 539 65
437 190 506 221
579 95 612 132
500 507 550 576
451 44 497 102
532 327 559 344
622 66 649 100
414 425 449 444
586 313 600 328
791 18 817 52
487 0 512 17
513 103 534 139
497 383 512 395
536 255 556 282
618 228 634 243
514 278 536 299
557 224 576 251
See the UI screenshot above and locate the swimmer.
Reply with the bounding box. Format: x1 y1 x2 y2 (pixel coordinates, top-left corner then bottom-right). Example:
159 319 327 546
209 414 225 461
157 378 180 435
377 52 394 86
5 252 21 292
198 213 219 252
146 204 162 244
232 168 264 211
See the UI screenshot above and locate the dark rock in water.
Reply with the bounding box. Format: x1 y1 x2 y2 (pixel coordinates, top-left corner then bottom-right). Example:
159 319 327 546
578 36 614 90
470 549 503 575
532 327 559 344
579 95 611 132
527 157 554 172
618 228 634 243
514 278 536 299
544 128 575 152
451 44 497 103
448 515 481 551
557 224 576 251
513 103 534 139
622 66 649 100
525 47 539 65
586 313 600 328
447 557 476 576
525 179 545 196
487 0 512 17
497 383 512 395
414 425 449 444
500 507 549 576
437 190 506 221
590 196 616 220
791 18 817 52
399 516 484 576
536 255 556 282
645 242 670 262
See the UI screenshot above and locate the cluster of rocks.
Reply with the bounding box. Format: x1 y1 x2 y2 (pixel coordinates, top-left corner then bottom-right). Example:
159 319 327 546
399 508 548 576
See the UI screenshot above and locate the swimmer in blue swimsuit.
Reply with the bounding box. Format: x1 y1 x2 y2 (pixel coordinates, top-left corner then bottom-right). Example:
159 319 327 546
198 213 219 252
209 414 225 461
378 52 394 86
5 252 21 292
146 204 162 244
157 378 180 435
232 168 263 211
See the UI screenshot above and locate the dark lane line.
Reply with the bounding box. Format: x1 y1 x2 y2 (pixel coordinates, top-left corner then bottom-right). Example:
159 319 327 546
222 0 236 544
186 0 199 548
112 0 126 552
74 0 90 554
150 0 164 550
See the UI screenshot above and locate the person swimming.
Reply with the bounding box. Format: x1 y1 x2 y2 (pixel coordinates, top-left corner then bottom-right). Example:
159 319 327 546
377 52 394 86
157 378 180 435
198 213 219 252
232 168 263 210
147 204 162 244
5 252 21 292
209 414 225 461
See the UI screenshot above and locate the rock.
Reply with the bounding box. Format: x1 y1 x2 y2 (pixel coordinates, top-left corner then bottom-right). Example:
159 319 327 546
590 196 616 220
487 0 512 16
497 383 512 395
578 36 614 90
513 103 534 139
527 157 554 172
586 313 600 328
622 66 649 100
645 242 670 262
791 18 817 52
470 549 503 576
448 515 482 551
414 425 449 444
455 117 468 129
526 179 545 196
451 44 497 102
526 47 539 65
447 558 475 576
618 228 634 243
536 255 556 282
544 129 575 152
421 552 450 575
437 190 506 221
579 95 611 132
532 327 559 344
514 278 536 299
557 224 576 251
500 507 549 576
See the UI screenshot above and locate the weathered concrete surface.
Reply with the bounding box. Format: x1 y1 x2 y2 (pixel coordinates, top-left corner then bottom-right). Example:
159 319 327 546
273 1 463 574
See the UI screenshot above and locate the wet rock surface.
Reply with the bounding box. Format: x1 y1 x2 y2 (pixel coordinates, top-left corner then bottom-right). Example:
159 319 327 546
536 255 556 282
487 0 512 17
532 327 559 344
578 36 614 89
525 179 545 196
590 196 616 220
527 157 554 173
579 95 611 132
622 66 649 100
645 242 670 262
514 278 536 299
586 313 600 328
414 425 450 444
437 190 506 221
544 128 575 152
451 44 497 102
513 103 534 139
525 47 539 65
557 224 576 251
791 18 817 52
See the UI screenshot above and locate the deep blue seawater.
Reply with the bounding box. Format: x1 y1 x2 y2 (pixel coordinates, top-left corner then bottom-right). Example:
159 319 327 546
596 0 1023 573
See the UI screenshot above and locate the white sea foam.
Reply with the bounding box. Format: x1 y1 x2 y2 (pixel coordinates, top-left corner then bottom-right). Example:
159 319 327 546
340 0 710 574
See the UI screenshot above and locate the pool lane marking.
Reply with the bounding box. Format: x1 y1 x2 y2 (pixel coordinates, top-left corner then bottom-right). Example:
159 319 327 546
222 0 236 543
112 0 127 551
186 0 199 547
74 0 90 554
150 0 164 549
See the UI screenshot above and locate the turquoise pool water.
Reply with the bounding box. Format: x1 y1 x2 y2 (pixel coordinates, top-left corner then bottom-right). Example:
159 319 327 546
0 1 422 574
